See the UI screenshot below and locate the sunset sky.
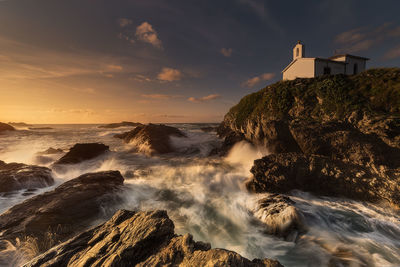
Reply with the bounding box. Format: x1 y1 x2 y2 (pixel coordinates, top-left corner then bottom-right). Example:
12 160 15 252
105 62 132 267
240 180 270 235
1 0 400 123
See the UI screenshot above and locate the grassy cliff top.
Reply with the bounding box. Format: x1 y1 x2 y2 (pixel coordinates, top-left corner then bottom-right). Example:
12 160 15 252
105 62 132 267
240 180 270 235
226 68 400 127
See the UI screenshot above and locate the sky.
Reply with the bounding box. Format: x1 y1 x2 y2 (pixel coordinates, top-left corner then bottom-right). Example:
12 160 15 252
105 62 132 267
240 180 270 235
0 0 399 123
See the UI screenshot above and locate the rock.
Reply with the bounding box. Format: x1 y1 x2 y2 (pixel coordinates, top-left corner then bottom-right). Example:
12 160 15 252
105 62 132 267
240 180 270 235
219 69 400 205
0 170 124 259
0 160 53 194
24 209 282 267
210 131 245 156
247 152 400 206
252 194 307 240
114 124 186 155
289 120 400 168
0 122 15 133
53 143 109 165
98 121 142 129
37 148 64 155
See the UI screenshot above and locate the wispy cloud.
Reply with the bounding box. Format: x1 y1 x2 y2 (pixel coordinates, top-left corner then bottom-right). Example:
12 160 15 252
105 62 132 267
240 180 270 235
221 48 233 57
242 72 275 88
135 22 163 49
157 67 183 82
334 23 400 53
188 94 221 103
118 18 133 28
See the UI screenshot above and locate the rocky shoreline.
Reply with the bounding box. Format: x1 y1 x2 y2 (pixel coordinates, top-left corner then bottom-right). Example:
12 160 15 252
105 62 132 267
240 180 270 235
218 68 400 206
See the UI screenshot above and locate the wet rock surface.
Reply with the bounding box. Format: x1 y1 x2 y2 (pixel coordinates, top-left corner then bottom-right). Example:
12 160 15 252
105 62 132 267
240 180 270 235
53 143 109 165
115 124 186 155
0 122 15 133
252 194 307 240
0 160 53 194
0 171 124 258
24 209 283 267
247 152 400 206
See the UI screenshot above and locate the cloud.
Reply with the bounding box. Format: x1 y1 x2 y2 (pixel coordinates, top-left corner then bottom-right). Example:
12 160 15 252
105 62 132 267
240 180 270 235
188 94 221 103
384 45 400 59
141 94 182 100
157 67 183 82
242 72 275 87
107 64 123 71
334 23 400 53
135 22 163 49
134 74 152 82
221 48 233 57
118 32 135 44
118 18 133 28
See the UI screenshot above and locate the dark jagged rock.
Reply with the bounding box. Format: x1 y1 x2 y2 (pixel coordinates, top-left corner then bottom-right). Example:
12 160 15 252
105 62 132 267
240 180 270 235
0 170 124 260
53 143 109 165
210 130 245 156
252 194 307 240
0 160 53 193
0 122 15 133
247 153 400 206
24 209 283 267
114 124 186 155
219 68 400 205
98 121 142 129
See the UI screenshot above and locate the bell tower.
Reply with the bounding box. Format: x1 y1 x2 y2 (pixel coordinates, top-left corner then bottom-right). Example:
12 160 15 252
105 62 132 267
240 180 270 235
293 40 305 60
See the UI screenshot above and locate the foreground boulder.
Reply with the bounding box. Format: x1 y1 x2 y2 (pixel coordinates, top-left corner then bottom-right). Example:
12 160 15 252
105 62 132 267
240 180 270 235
98 121 142 129
24 210 282 267
53 143 109 165
114 124 186 155
0 122 15 133
0 160 53 194
0 171 124 259
252 194 307 240
247 152 400 206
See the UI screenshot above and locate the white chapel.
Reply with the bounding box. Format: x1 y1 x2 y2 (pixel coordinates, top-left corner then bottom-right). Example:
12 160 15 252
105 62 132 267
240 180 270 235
282 41 369 80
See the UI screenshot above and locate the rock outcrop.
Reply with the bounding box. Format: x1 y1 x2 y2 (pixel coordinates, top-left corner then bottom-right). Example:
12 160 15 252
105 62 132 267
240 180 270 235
37 148 64 155
0 171 124 259
252 194 307 240
53 143 109 165
98 121 142 129
219 68 400 205
24 209 282 267
0 161 53 194
114 124 186 155
0 122 15 133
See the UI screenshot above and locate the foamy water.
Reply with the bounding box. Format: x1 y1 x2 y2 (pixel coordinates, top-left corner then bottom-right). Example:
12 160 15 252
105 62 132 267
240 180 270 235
0 124 399 266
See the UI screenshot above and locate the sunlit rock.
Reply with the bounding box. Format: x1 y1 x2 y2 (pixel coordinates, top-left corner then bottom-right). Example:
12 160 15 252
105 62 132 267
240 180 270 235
114 124 186 155
24 209 283 267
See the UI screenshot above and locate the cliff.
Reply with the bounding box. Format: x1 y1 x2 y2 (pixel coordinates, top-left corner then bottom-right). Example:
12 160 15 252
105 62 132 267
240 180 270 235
219 68 400 205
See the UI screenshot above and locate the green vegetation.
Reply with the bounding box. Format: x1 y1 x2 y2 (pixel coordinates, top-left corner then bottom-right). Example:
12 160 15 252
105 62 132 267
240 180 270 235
226 68 400 127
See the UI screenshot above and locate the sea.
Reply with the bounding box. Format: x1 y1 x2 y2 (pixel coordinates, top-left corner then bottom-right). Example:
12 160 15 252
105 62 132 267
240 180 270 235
0 124 399 267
